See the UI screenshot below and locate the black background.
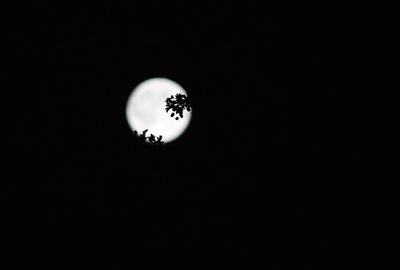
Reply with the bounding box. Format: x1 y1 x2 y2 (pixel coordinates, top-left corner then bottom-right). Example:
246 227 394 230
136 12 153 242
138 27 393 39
6 1 363 268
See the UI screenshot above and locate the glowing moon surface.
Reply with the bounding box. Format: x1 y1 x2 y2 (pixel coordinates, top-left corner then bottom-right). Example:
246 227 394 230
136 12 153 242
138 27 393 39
125 78 192 143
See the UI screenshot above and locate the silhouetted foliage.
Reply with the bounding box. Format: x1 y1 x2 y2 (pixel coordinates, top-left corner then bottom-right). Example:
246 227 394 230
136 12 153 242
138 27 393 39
165 93 192 120
133 94 193 145
133 129 164 145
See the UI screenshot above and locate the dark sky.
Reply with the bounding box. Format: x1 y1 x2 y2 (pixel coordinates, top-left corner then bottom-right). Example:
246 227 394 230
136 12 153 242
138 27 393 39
7 2 362 268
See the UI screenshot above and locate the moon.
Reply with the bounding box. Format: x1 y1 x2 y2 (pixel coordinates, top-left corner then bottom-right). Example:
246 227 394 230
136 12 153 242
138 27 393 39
125 78 192 143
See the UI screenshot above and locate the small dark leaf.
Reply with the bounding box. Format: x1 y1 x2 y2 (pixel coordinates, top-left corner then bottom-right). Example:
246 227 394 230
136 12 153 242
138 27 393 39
148 134 155 142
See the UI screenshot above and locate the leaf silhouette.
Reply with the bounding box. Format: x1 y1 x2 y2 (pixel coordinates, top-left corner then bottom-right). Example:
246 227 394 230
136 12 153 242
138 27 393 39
133 129 164 146
165 93 192 120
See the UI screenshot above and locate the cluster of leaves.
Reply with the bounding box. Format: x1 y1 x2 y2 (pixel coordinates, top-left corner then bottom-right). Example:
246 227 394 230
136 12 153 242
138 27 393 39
133 129 164 145
165 93 192 120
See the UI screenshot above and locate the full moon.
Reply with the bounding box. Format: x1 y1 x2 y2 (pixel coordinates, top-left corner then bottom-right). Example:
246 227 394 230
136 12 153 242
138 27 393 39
125 78 192 143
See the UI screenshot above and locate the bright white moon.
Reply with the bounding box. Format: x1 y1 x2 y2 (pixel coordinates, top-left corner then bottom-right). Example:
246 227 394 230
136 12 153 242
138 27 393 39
125 78 192 143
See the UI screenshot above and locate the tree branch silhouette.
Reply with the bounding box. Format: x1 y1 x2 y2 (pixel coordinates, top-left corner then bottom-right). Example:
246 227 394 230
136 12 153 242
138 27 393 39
133 129 164 145
165 93 192 120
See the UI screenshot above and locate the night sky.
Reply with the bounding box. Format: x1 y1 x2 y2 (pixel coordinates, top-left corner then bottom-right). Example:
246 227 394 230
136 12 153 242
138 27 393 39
7 2 362 268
